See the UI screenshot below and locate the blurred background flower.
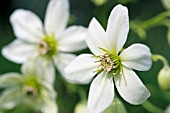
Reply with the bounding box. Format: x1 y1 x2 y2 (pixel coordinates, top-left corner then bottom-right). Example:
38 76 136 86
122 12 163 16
0 61 57 113
166 105 170 113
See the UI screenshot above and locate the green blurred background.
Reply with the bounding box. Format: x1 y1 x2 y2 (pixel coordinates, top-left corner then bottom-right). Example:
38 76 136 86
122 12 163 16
0 0 170 113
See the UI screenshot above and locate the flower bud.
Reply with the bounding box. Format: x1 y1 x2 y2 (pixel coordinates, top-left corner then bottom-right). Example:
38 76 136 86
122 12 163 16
74 101 87 113
91 0 108 6
103 98 127 113
158 66 170 92
161 0 170 9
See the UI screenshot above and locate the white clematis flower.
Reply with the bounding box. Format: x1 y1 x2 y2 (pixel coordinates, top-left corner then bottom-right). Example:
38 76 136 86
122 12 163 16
65 4 152 113
2 0 87 82
0 62 58 113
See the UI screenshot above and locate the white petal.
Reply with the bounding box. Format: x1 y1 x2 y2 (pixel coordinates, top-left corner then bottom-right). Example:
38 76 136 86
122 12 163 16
86 18 111 55
0 87 23 109
45 0 69 35
106 4 129 53
53 53 76 80
41 99 58 113
166 105 170 113
10 9 44 43
120 44 152 71
0 73 22 88
42 82 57 100
87 72 114 113
64 54 99 84
2 40 37 64
114 66 150 105
22 57 55 84
58 26 87 52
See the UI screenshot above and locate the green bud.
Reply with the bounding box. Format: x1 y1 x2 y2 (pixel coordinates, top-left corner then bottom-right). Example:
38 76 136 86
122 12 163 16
91 0 108 6
103 98 127 113
158 66 170 92
161 0 170 9
74 101 87 113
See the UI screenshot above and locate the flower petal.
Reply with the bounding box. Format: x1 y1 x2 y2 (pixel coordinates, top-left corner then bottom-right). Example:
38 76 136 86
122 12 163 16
114 66 150 105
0 87 23 109
41 98 58 113
0 73 22 88
22 57 55 84
64 54 99 84
86 18 111 55
44 0 69 35
42 82 57 100
120 44 152 71
106 4 129 53
39 82 57 113
58 26 87 52
87 72 114 113
10 9 44 43
53 53 76 79
2 40 37 64
166 105 170 113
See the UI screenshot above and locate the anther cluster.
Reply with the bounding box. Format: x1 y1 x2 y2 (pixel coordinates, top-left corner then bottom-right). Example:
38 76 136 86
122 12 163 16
99 53 115 73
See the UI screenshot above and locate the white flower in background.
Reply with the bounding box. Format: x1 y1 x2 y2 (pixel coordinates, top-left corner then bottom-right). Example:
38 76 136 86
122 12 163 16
166 105 170 113
2 0 87 82
65 4 152 113
0 61 57 113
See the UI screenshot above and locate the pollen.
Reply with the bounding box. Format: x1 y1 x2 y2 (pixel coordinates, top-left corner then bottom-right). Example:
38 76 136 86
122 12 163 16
38 41 49 55
99 53 115 73
95 49 122 76
38 35 57 58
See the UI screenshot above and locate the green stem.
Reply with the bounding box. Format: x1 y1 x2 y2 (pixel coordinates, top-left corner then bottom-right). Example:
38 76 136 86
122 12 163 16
152 54 169 66
142 100 165 113
159 19 170 28
140 11 170 29
130 11 170 40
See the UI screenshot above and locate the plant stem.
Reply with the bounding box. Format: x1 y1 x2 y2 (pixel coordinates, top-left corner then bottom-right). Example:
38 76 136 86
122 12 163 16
152 54 169 66
142 100 165 113
141 11 170 29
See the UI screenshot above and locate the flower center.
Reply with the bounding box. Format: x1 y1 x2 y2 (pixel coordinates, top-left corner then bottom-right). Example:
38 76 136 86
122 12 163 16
99 53 115 73
38 35 57 58
23 86 38 97
95 48 122 76
22 75 42 98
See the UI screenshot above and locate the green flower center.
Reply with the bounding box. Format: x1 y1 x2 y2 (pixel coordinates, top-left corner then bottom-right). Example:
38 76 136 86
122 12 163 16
22 75 42 98
95 48 122 77
38 35 57 58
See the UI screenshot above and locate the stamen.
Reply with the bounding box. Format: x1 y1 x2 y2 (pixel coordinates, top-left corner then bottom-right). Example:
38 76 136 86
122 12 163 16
94 51 122 76
38 41 48 55
23 86 37 97
38 35 57 58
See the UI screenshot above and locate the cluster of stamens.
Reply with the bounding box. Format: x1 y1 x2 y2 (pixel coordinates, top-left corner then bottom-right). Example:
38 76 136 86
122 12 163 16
99 53 115 73
37 36 57 58
38 41 49 55
23 86 38 97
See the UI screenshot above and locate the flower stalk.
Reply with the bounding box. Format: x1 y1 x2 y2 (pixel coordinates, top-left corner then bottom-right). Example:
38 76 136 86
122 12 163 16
152 54 169 66
142 100 164 113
